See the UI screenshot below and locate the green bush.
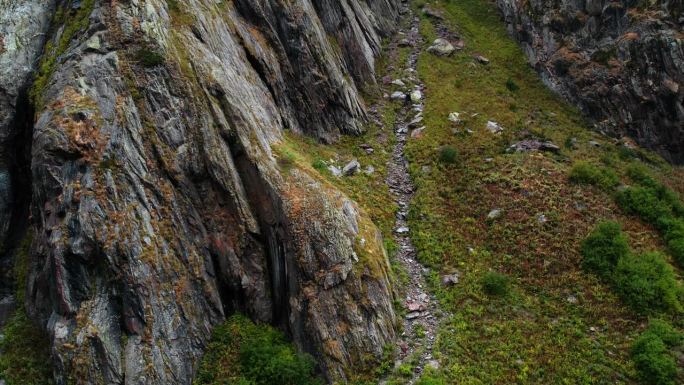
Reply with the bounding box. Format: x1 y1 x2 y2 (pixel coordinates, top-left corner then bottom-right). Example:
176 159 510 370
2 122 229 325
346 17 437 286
505 78 519 92
569 162 619 190
481 272 510 297
612 253 683 315
616 187 675 225
631 320 683 385
415 375 447 385
194 314 321 385
0 310 54 385
438 146 458 164
311 159 327 172
581 221 630 278
135 48 165 67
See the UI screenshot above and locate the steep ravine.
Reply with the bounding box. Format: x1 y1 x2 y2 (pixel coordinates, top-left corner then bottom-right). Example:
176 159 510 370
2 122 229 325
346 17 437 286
1 0 402 384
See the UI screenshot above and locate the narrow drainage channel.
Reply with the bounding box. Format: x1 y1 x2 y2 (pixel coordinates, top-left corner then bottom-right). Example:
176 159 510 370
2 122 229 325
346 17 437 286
384 5 443 384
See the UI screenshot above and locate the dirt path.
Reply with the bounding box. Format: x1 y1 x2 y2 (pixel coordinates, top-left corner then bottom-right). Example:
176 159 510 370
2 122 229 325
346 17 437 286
383 5 445 384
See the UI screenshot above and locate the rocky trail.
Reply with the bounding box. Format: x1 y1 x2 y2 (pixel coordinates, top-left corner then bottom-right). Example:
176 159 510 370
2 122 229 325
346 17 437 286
382 4 446 383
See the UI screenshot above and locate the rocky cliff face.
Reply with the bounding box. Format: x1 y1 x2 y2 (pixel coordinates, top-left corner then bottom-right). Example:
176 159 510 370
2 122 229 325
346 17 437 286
496 0 684 162
0 0 400 384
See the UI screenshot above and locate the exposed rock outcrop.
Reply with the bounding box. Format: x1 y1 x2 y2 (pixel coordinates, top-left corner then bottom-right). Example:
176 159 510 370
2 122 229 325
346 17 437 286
496 0 684 162
0 0 55 326
1 0 400 383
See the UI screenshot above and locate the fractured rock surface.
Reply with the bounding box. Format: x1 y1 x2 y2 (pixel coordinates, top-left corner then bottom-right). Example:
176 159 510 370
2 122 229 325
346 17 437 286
496 0 684 162
0 0 401 383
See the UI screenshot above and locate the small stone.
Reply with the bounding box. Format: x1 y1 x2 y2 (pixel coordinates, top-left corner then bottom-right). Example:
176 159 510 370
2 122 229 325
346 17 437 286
441 273 460 286
427 360 440 370
475 54 490 64
391 79 406 87
567 295 578 304
328 165 342 177
427 38 455 56
484 158 494 163
589 140 601 147
410 90 423 103
391 91 406 101
421 165 432 174
448 112 463 125
540 142 561 153
364 165 375 175
406 302 425 312
410 126 425 139
537 214 547 224
343 159 360 176
486 121 504 134
408 116 424 128
487 209 502 220
662 79 680 94
395 226 409 234
398 38 412 47
359 143 374 154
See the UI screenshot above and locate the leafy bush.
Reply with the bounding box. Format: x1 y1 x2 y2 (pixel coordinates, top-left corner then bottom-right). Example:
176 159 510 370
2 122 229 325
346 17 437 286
438 146 458 164
631 320 683 385
616 187 674 225
581 221 630 278
311 159 327 172
569 162 619 190
415 375 447 385
481 272 510 297
505 78 519 92
135 48 165 67
612 253 683 315
0 310 54 385
195 314 321 385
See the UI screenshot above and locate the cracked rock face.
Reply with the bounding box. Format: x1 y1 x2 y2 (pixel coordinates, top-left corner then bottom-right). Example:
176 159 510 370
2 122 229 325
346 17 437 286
496 0 684 162
0 0 55 325
1 0 399 384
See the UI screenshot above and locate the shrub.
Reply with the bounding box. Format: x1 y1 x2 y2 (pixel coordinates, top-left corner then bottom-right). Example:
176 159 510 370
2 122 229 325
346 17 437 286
311 159 327 172
0 310 54 385
438 146 458 164
505 78 519 92
481 272 510 297
581 221 630 278
416 375 447 385
135 48 165 67
631 320 683 385
195 314 321 385
612 252 683 315
616 187 674 225
569 162 619 190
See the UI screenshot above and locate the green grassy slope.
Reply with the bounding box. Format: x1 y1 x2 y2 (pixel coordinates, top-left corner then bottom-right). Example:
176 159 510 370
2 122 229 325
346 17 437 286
282 0 684 384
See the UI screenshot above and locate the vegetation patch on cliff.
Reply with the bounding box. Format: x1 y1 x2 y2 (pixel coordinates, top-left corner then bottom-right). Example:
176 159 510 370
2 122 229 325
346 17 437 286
195 314 321 385
0 234 54 385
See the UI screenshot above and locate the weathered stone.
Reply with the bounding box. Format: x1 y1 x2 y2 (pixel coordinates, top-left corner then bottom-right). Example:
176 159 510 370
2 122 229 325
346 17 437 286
343 159 361 176
448 112 463 124
486 121 504 134
391 91 407 101
427 38 455 56
487 209 503 220
410 90 423 103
